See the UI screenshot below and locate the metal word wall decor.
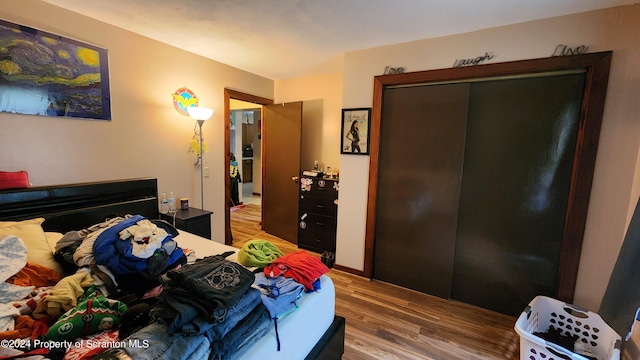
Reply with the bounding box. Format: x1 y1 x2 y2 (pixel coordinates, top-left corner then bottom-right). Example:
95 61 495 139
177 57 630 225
452 52 495 67
551 44 589 57
382 66 406 75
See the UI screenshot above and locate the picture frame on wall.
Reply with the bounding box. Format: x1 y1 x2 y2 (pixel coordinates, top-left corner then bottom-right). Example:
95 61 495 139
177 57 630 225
341 107 371 155
0 20 111 120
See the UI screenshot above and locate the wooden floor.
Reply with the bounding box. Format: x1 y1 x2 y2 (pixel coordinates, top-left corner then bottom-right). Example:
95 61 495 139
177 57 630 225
231 204 521 360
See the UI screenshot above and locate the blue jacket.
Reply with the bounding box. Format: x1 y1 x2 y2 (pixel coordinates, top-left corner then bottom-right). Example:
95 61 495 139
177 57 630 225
93 215 184 275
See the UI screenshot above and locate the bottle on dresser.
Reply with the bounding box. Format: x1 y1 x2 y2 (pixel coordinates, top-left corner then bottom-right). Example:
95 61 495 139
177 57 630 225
160 193 169 214
168 192 176 212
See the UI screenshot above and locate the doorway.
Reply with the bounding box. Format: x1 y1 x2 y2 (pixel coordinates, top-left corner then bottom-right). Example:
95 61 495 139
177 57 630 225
224 89 273 245
224 90 303 246
230 107 262 208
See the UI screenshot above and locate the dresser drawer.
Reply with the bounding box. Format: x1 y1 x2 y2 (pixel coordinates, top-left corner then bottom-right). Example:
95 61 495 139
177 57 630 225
300 177 338 199
299 194 337 217
298 228 336 253
298 212 336 233
182 216 211 239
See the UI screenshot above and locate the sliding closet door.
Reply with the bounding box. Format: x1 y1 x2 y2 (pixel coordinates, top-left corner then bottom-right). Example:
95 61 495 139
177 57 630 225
373 83 469 298
452 73 586 316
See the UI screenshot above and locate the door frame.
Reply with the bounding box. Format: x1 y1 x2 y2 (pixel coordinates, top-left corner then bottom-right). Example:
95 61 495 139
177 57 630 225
224 89 273 245
363 52 612 303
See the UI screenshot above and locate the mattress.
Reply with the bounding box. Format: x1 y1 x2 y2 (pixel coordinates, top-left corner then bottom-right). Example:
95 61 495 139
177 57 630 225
174 230 336 359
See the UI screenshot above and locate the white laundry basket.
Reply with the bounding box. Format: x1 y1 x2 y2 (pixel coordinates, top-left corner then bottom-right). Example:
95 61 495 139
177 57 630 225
514 296 621 360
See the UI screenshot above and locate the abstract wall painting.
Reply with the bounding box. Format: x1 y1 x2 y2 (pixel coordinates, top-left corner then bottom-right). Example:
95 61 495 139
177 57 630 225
0 20 111 120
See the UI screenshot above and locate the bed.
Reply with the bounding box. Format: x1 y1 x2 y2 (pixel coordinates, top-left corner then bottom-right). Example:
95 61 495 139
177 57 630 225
0 177 345 359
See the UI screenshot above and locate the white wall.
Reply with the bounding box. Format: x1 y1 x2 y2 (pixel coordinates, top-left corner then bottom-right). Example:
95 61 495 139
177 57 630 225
337 4 640 311
0 0 274 244
275 72 344 173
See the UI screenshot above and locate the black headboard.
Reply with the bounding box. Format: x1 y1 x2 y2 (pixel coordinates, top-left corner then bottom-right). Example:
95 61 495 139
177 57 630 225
0 178 159 232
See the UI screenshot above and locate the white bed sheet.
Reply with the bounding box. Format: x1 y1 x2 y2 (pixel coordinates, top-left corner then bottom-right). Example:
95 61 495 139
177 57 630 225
174 230 336 359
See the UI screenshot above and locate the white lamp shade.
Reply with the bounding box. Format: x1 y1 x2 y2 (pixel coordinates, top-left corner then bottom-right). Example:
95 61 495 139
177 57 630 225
187 106 214 121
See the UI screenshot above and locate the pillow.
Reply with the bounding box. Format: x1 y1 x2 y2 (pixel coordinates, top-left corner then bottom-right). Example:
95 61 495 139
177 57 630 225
0 171 29 190
44 232 64 252
0 218 64 276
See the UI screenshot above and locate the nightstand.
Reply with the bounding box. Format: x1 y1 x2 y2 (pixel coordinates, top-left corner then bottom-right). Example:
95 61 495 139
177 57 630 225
160 207 213 239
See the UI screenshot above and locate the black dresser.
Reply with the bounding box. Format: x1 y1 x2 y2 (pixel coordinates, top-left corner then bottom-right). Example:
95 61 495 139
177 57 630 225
298 176 338 253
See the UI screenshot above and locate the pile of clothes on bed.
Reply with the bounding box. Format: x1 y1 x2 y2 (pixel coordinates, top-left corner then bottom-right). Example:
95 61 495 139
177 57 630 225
1 216 330 360
96 240 330 360
55 214 185 300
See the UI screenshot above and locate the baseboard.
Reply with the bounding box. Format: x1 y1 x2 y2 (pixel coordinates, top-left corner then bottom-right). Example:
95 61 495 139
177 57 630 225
332 264 364 277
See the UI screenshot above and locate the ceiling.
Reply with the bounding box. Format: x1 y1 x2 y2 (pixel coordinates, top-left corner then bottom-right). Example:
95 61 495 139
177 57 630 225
41 0 638 80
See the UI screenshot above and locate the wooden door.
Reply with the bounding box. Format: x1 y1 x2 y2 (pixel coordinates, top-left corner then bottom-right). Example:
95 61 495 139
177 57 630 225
262 102 302 242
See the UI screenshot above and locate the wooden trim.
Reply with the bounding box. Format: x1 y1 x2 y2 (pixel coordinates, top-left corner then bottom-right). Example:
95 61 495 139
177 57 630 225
226 89 273 105
364 52 612 302
224 88 273 245
556 52 612 301
363 78 384 278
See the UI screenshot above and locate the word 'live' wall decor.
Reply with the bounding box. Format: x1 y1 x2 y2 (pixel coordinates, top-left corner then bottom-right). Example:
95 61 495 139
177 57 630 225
0 20 111 120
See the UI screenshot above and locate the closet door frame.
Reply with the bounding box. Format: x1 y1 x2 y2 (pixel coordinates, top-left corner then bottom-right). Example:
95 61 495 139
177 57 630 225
363 52 612 303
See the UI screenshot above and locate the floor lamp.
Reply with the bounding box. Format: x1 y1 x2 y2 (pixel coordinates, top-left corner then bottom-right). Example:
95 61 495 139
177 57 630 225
187 106 214 209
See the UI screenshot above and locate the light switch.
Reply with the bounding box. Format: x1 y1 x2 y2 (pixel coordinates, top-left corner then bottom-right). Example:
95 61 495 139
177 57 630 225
204 167 210 177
